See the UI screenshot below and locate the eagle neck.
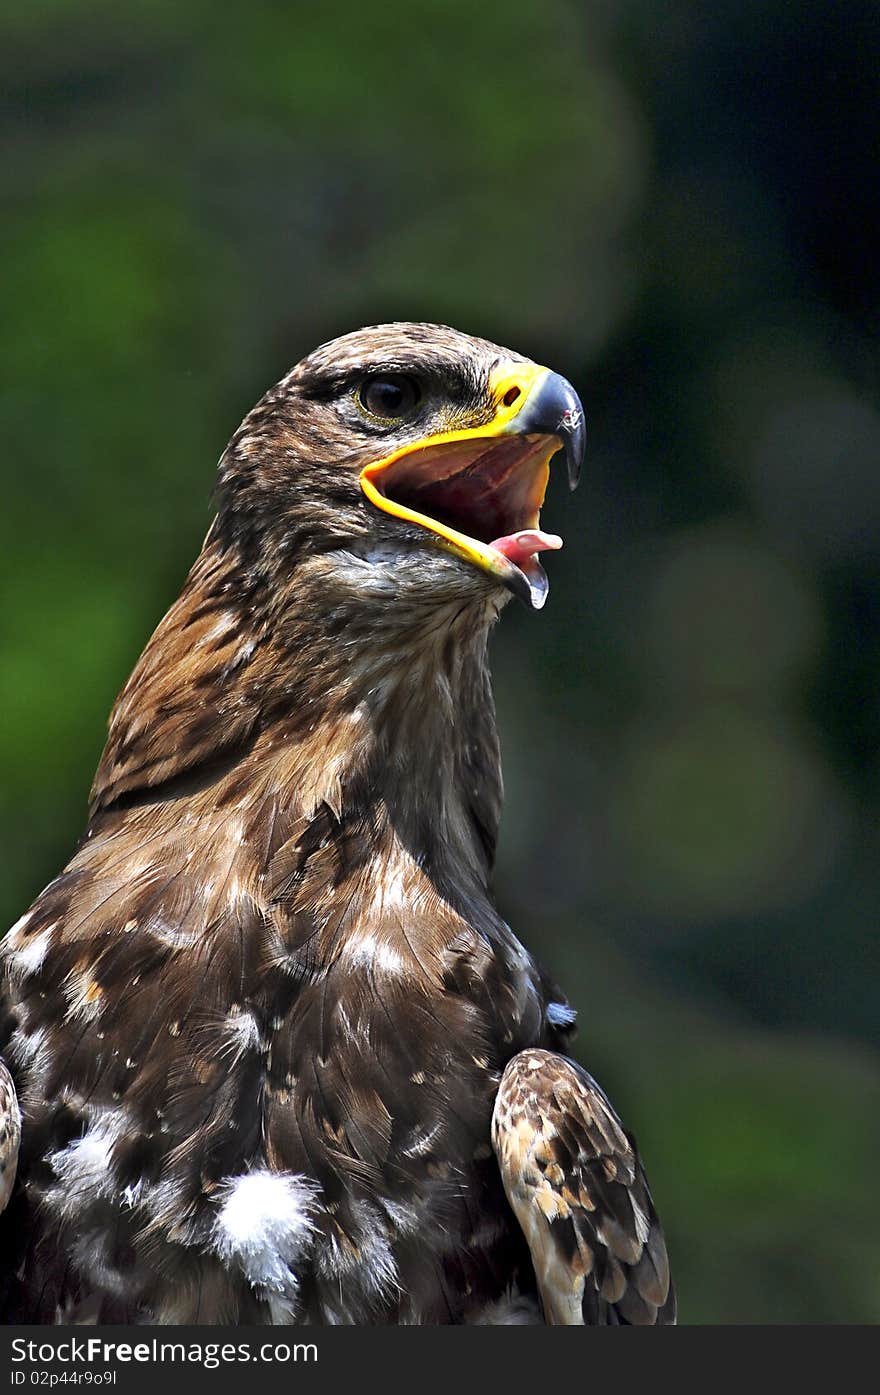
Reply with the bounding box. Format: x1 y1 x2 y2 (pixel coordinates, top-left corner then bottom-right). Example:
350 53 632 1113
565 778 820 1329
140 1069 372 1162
91 537 506 915
272 595 506 906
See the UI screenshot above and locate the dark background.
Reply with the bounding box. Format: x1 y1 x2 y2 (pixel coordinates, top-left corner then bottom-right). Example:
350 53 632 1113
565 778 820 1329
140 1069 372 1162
2 0 878 1322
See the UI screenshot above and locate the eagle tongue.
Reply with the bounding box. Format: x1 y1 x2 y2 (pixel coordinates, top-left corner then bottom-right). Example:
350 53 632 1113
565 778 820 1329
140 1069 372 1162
489 528 562 568
489 529 562 611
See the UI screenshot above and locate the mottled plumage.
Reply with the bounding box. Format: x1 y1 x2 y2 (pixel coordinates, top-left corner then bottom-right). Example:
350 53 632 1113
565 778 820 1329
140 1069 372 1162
0 323 673 1324
493 1052 675 1324
0 1062 20 1217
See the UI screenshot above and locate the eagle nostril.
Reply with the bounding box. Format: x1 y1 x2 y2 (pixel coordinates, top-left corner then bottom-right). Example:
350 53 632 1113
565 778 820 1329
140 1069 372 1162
502 386 521 408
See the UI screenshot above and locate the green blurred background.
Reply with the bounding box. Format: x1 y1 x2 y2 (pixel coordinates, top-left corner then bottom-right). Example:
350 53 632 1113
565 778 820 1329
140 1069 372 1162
2 0 879 1322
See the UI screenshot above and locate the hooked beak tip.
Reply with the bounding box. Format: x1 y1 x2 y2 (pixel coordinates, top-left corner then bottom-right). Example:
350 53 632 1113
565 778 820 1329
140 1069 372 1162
502 369 585 490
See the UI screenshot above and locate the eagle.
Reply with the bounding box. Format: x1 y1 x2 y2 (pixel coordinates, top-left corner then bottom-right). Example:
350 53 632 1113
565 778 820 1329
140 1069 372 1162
0 323 675 1325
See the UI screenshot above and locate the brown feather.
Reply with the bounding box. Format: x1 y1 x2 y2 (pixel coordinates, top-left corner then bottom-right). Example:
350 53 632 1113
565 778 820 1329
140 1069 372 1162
492 1050 676 1324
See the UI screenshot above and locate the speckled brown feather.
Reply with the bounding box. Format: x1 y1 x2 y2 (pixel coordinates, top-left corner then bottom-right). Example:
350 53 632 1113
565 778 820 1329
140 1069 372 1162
0 1062 20 1216
0 323 671 1324
492 1051 675 1324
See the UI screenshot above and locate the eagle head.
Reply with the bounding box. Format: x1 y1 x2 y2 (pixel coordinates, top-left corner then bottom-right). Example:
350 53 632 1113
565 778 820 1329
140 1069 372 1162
90 323 584 814
215 322 584 613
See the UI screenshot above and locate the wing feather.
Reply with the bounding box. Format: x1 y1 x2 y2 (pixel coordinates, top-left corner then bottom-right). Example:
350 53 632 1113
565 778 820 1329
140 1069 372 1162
0 1059 20 1214
491 1049 675 1325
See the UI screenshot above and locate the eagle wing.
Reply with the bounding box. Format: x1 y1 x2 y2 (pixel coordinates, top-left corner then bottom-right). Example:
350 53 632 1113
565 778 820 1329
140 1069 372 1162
491 1049 675 1324
0 1059 20 1216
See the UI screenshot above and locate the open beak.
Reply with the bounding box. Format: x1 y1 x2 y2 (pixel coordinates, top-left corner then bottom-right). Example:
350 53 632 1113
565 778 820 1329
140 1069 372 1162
359 363 585 609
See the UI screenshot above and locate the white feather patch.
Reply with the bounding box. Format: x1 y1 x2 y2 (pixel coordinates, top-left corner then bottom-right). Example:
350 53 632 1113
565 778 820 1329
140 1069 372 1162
400 1121 443 1159
547 1001 577 1029
222 1009 263 1055
46 1109 129 1215
7 1025 50 1071
4 924 55 979
211 1169 321 1296
340 935 406 976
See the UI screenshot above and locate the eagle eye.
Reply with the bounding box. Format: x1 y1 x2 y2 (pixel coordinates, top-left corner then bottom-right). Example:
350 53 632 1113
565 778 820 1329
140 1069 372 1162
358 374 421 422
